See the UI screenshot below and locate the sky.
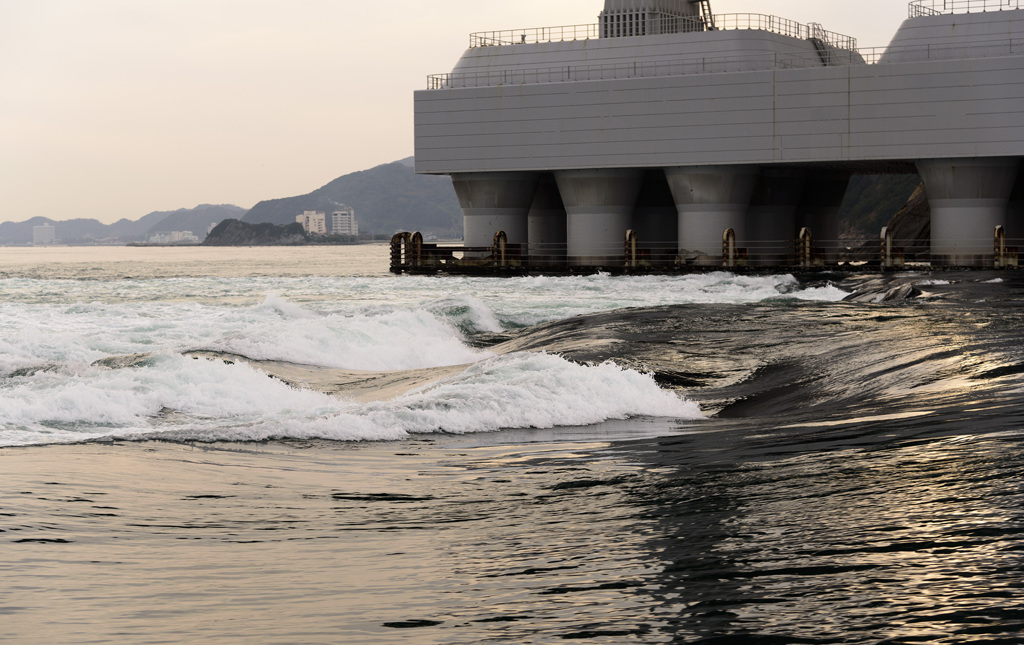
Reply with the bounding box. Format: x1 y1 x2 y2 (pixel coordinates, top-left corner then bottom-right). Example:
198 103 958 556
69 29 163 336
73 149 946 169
1 0 911 224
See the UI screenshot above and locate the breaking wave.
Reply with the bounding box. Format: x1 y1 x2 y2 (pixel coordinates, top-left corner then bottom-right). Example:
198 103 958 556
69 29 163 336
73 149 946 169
0 271 854 447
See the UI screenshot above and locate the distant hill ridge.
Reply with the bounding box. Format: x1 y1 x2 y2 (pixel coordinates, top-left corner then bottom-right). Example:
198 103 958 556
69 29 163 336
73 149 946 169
0 205 245 245
0 158 463 244
242 157 463 237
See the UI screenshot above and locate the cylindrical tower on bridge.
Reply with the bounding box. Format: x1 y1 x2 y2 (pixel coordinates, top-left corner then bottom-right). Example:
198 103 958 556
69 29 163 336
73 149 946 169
555 168 644 267
451 172 540 252
665 165 759 265
917 158 1019 267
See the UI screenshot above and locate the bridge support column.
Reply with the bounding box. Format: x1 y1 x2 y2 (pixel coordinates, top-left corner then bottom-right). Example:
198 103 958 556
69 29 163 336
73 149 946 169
632 169 678 265
664 165 759 265
555 169 643 267
747 169 806 267
917 158 1019 267
1004 163 1024 241
451 172 540 251
795 171 850 265
527 174 567 267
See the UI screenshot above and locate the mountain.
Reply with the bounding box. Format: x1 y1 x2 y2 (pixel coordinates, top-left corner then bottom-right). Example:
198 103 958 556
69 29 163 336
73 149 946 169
0 204 244 245
0 217 118 245
243 158 463 237
203 219 307 246
143 204 246 237
839 174 922 238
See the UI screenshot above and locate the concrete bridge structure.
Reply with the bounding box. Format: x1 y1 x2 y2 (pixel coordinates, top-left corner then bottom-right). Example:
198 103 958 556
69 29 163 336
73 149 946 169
414 0 1024 268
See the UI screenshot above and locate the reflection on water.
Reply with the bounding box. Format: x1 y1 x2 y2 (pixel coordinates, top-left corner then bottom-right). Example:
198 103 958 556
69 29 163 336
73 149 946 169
2 428 1023 643
630 432 1024 643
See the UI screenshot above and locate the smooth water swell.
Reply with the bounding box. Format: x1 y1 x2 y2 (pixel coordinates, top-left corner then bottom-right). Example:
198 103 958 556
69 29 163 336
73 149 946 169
5 428 1022 644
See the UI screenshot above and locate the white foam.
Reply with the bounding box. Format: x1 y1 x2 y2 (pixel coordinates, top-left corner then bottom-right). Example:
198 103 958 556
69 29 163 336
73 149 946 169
206 306 492 371
256 293 319 319
1 269 842 447
0 352 701 446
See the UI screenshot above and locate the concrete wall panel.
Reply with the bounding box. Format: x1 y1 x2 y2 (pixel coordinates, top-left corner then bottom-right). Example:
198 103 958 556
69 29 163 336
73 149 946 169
416 50 1024 174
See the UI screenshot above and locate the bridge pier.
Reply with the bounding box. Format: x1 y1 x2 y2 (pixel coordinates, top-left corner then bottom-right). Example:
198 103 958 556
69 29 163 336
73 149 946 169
665 165 759 265
527 174 567 267
555 168 643 267
1004 164 1024 241
451 172 539 252
747 168 806 267
632 170 678 265
796 170 850 265
917 158 1019 267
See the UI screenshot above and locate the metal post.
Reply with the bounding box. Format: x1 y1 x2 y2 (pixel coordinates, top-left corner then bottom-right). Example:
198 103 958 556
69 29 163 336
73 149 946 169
881 226 893 269
390 232 407 273
493 230 508 268
799 227 813 269
723 228 737 268
411 232 424 268
995 225 1007 269
625 229 639 268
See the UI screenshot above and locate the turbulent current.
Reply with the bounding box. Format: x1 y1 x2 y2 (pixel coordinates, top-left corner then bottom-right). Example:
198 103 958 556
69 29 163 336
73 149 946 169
2 246 1023 643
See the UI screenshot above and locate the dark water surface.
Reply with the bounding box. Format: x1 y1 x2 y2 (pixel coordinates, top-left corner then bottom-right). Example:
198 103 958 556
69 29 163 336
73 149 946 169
3 271 1024 643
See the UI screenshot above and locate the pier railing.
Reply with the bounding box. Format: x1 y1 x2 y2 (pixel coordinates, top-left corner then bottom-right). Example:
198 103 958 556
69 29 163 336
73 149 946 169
857 37 1024 64
428 49 865 89
428 35 1024 89
471 24 599 47
429 4 1024 90
469 14 855 50
909 0 1022 17
390 228 1022 274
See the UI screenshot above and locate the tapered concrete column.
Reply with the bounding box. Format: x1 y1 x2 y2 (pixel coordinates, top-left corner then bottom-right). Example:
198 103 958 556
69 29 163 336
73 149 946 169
633 169 678 265
917 158 1019 266
795 171 851 265
527 174 567 267
1004 164 1024 241
664 165 759 265
747 169 806 267
554 169 643 267
451 172 540 250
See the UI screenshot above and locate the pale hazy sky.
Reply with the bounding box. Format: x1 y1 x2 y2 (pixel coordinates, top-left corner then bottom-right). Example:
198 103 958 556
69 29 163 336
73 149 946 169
1 0 910 224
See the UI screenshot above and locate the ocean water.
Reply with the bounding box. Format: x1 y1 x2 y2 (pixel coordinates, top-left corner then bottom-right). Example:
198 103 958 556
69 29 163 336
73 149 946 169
2 245 1023 643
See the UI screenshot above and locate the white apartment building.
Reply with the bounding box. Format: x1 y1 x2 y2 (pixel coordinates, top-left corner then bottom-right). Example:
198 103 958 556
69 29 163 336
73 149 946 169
296 210 327 236
330 207 359 236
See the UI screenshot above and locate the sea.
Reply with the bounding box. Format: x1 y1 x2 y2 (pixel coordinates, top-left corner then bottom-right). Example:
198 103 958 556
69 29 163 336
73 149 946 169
2 244 1023 644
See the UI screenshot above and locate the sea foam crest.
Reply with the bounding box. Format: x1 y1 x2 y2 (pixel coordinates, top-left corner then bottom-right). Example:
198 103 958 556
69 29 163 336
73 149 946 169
205 296 492 371
0 352 701 446
361 352 702 435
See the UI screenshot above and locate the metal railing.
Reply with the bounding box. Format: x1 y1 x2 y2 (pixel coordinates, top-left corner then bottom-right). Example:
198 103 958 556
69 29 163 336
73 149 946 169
910 0 1022 17
391 227 1024 274
428 50 866 89
428 32 1024 89
428 2 1024 90
469 13 856 50
857 36 1024 64
471 24 600 47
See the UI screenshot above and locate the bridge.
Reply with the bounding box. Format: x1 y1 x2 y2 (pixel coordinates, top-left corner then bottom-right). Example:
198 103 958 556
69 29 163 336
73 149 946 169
413 0 1024 269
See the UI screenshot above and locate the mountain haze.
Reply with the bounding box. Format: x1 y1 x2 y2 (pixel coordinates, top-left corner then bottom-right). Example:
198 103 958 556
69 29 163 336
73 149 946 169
0 205 245 244
243 158 462 237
